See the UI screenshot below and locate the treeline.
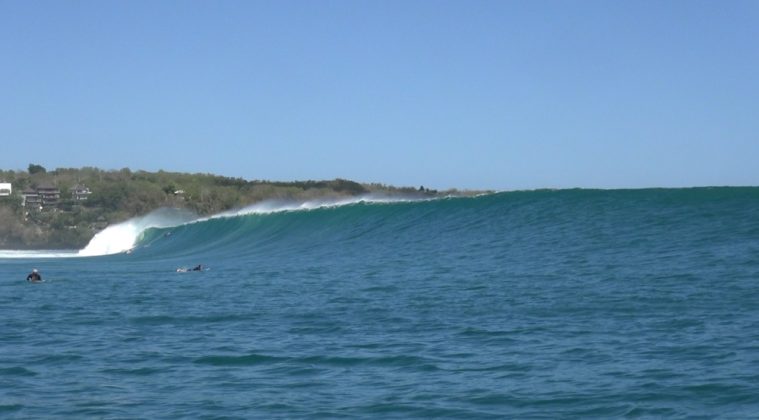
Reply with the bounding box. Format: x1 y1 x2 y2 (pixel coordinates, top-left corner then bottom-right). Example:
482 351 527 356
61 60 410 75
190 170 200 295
0 165 448 249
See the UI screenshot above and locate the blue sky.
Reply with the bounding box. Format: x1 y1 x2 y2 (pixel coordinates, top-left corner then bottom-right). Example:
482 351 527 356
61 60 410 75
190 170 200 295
1 0 757 190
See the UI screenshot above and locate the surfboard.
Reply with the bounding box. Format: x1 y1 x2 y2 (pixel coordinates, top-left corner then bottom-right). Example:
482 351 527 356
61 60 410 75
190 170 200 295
176 267 209 273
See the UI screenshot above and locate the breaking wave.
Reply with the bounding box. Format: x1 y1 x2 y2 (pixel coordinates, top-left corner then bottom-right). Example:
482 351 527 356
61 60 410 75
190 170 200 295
78 194 431 257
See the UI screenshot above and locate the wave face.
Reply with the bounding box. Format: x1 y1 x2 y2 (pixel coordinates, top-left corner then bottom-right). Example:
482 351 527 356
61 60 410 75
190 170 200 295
129 196 474 266
125 187 759 266
3 187 759 418
68 195 421 257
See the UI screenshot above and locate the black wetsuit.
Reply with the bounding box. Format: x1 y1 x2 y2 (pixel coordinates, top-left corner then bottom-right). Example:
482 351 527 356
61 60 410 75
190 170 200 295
26 272 42 282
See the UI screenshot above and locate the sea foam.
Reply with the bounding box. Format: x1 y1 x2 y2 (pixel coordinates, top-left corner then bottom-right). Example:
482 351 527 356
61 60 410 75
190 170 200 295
78 208 196 256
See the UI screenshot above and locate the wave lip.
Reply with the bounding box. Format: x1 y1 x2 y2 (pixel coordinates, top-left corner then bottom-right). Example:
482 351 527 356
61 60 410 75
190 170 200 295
212 194 426 219
78 208 197 257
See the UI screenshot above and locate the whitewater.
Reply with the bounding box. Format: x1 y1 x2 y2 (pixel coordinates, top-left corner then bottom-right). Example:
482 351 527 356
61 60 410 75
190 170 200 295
2 187 759 418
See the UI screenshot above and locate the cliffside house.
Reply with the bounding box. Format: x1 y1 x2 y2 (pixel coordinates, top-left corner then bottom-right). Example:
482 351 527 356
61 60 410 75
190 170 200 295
22 188 42 209
22 185 61 210
0 182 11 196
37 184 61 207
70 184 92 201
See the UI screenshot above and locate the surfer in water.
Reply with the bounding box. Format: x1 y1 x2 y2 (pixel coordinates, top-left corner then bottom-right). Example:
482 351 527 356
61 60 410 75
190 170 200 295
26 268 42 282
177 264 204 273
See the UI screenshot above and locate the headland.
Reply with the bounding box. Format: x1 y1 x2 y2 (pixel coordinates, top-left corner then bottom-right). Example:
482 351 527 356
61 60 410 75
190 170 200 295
0 165 480 249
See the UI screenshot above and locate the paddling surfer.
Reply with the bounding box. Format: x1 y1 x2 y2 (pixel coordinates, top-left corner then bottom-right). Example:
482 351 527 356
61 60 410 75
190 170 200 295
26 268 42 282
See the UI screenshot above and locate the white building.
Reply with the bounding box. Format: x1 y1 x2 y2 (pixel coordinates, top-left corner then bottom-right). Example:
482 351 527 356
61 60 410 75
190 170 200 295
70 184 92 201
0 182 11 196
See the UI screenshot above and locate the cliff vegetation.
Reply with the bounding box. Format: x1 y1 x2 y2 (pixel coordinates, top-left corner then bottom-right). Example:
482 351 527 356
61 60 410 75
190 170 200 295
0 164 462 249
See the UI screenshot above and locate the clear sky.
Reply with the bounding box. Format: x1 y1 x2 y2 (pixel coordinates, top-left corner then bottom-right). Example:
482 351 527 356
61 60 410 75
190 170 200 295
1 0 757 190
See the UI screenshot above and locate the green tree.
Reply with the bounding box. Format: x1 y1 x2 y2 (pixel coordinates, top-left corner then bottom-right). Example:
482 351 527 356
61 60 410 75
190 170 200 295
28 163 46 174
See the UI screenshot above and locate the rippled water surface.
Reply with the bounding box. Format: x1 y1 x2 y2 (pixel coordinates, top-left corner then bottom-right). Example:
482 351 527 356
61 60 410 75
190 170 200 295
2 188 759 418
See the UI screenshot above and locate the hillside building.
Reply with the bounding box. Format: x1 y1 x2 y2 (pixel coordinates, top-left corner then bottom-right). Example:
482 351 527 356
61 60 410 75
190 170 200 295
37 184 60 207
21 185 61 210
22 189 41 209
70 184 92 201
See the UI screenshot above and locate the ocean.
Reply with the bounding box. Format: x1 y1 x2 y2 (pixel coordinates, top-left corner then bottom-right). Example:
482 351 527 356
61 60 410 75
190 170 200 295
2 187 759 418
